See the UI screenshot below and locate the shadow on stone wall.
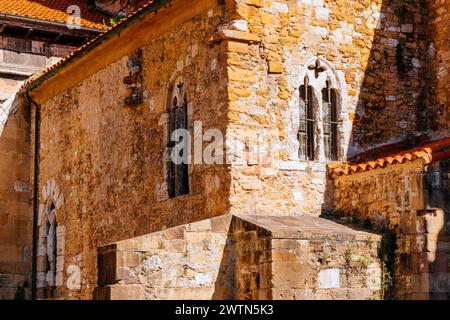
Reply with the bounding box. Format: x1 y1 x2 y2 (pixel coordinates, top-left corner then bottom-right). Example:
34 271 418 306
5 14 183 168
0 97 32 300
212 222 237 300
348 0 431 154
212 216 273 300
420 160 450 299
322 0 449 300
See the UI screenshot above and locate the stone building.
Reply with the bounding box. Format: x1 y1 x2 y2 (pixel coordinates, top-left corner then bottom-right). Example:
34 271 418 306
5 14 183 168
0 0 107 299
0 0 449 300
0 0 107 103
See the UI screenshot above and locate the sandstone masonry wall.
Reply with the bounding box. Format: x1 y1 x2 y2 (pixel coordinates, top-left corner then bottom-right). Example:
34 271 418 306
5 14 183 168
225 0 430 216
0 104 31 299
427 0 450 133
95 214 383 300
33 4 230 299
233 215 382 300
95 215 234 300
20 0 449 300
332 159 450 299
0 24 89 301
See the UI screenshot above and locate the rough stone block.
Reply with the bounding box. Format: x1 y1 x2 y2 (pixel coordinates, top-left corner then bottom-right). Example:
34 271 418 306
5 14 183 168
107 284 145 300
116 250 140 268
272 261 316 289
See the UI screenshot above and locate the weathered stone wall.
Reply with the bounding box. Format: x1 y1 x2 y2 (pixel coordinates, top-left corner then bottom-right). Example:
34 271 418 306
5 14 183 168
225 0 430 216
418 159 450 300
0 103 31 299
0 32 86 301
233 215 382 300
34 3 230 299
427 0 450 133
17 0 448 300
95 215 234 300
333 159 426 229
332 159 450 299
95 214 383 300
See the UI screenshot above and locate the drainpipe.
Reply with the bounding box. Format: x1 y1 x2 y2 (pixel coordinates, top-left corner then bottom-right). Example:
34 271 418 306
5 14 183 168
24 90 40 300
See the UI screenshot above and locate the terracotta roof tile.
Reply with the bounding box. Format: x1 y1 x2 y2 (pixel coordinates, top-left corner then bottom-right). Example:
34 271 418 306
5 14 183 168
0 0 107 30
329 136 450 177
22 0 159 91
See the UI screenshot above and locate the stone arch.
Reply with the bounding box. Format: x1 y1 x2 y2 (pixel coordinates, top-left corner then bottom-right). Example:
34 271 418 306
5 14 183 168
297 57 344 94
37 179 64 296
295 57 346 161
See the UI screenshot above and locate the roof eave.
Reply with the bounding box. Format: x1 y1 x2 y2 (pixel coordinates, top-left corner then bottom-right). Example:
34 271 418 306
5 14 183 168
23 0 171 93
0 13 105 34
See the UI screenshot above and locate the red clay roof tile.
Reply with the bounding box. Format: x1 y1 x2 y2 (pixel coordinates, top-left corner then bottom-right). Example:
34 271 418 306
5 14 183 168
329 136 450 177
22 0 159 91
0 0 107 30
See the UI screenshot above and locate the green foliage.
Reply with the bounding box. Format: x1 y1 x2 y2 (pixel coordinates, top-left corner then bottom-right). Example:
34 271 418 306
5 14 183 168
344 248 353 266
358 256 370 270
378 230 397 300
110 14 126 27
322 210 398 299
319 250 331 265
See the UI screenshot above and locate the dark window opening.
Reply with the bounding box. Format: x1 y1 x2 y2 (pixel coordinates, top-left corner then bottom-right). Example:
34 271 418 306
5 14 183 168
298 77 315 161
168 82 190 198
322 80 339 161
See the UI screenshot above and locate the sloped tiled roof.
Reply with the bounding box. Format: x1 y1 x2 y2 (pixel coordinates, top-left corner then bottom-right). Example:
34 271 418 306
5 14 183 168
0 0 107 30
329 136 450 177
23 0 162 91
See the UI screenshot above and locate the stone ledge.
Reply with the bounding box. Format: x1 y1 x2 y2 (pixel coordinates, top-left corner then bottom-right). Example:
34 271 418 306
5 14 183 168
214 30 261 43
234 214 382 241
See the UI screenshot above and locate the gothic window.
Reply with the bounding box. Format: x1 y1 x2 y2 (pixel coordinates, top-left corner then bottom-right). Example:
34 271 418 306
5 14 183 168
298 76 315 161
322 80 339 161
297 59 342 162
167 81 190 198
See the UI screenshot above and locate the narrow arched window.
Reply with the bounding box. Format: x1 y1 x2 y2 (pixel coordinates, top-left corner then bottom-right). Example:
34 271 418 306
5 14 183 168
167 81 190 198
298 76 315 160
322 79 338 161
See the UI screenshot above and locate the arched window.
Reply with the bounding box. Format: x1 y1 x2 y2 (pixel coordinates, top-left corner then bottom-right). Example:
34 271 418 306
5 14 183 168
297 58 342 162
322 79 339 161
167 80 189 198
298 76 315 161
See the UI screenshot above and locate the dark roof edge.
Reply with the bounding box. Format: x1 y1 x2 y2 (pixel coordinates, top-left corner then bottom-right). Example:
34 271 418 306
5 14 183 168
0 13 105 33
23 0 171 93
